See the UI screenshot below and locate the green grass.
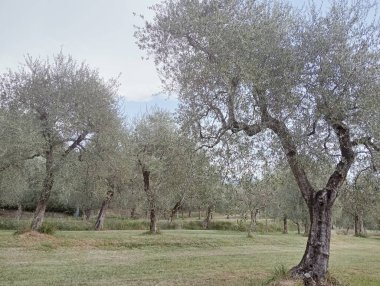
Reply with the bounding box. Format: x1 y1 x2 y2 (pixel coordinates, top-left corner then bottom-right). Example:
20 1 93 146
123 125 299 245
0 230 379 285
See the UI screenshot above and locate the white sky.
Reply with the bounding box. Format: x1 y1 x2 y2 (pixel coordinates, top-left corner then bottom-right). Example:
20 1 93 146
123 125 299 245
0 0 167 116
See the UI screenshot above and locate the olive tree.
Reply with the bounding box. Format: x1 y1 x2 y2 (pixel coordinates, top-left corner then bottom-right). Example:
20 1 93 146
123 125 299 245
0 53 120 231
131 110 181 233
340 168 379 236
136 0 380 283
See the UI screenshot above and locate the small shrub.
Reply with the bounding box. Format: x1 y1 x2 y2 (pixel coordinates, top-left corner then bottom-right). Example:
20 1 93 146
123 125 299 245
39 223 57 235
262 264 289 285
0 219 29 230
236 220 248 232
182 220 203 230
14 225 31 235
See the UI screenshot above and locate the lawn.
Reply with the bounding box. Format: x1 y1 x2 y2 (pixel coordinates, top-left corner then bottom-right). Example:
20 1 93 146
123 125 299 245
0 229 379 285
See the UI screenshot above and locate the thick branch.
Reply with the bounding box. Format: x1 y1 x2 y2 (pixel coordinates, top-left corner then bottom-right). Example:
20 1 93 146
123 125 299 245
63 131 89 158
265 115 314 204
352 136 379 171
325 121 356 204
230 121 263 136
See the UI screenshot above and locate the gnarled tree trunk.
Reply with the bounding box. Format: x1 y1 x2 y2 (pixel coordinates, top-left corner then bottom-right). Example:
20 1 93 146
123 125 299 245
290 190 333 285
266 114 355 285
95 190 114 230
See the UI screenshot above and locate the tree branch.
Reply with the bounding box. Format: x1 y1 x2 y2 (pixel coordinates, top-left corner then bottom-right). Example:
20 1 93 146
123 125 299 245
185 34 217 62
62 131 89 158
324 120 356 205
265 114 314 204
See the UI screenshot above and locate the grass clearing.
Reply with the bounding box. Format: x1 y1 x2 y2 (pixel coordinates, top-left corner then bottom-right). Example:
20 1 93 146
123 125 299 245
0 230 379 285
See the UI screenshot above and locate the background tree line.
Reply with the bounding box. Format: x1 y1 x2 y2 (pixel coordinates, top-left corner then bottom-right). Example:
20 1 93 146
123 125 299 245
0 52 378 237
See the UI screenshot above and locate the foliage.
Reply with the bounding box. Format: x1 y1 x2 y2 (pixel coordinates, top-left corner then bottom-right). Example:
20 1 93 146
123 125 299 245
38 223 57 235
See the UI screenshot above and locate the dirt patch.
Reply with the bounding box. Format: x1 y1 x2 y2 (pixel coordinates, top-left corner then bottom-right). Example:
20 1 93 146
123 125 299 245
18 231 56 241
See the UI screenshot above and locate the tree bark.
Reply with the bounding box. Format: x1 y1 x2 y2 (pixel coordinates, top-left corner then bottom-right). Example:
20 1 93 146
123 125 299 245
354 213 365 236
31 149 54 231
283 214 288 234
202 205 213 229
169 198 184 223
290 190 333 285
83 209 91 220
149 207 157 233
296 221 301 235
16 203 22 221
261 112 354 284
142 168 158 234
130 207 136 219
304 219 310 236
248 209 259 235
95 190 114 230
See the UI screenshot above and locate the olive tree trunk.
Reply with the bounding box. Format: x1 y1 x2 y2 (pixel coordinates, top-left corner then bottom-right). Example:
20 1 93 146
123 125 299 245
31 149 54 231
283 214 288 234
290 190 333 285
16 203 23 221
265 113 355 285
130 207 136 219
202 205 213 229
296 221 301 235
142 168 158 234
169 196 185 223
354 213 365 237
95 190 114 230
82 209 91 220
248 209 259 235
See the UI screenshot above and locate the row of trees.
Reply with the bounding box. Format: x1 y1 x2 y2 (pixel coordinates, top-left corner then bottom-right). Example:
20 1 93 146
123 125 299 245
1 103 378 234
0 54 378 238
0 55 221 233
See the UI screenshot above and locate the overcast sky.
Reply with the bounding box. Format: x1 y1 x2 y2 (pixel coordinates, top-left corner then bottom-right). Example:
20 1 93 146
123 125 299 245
0 0 173 117
1 0 375 117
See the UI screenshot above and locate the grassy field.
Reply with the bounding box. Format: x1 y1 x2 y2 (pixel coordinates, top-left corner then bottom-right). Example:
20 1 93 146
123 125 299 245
0 229 379 286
